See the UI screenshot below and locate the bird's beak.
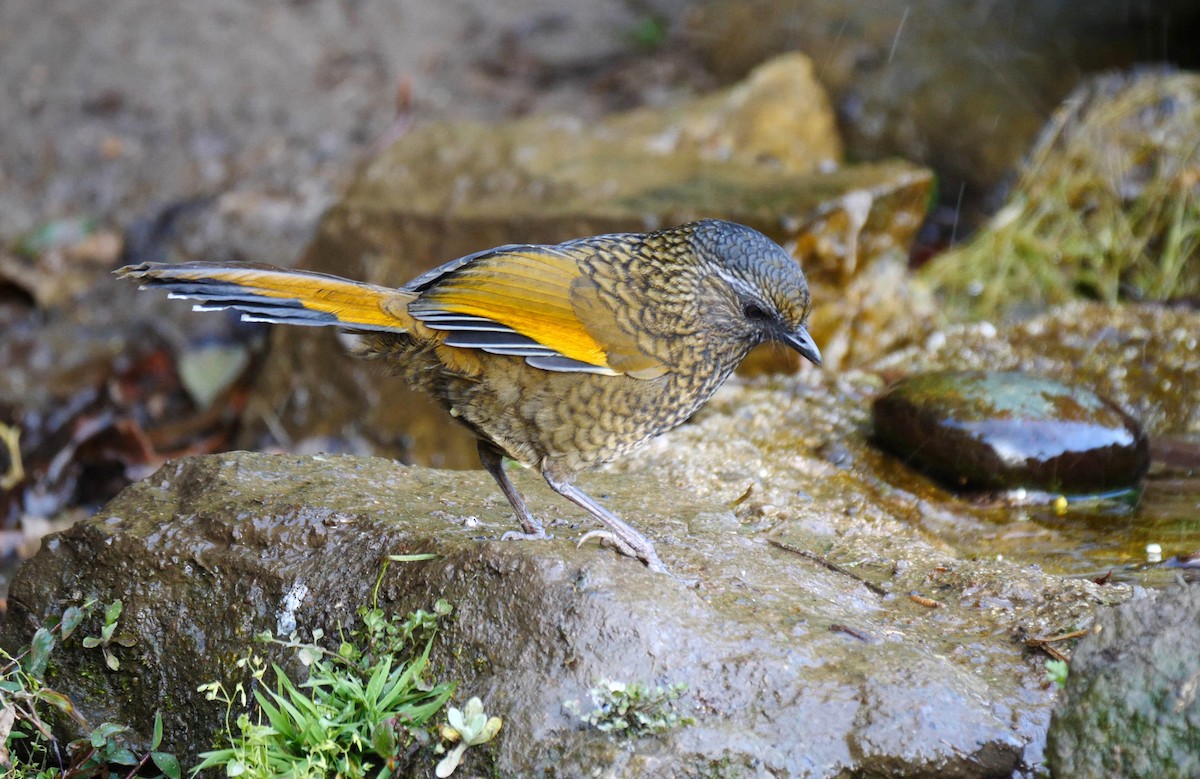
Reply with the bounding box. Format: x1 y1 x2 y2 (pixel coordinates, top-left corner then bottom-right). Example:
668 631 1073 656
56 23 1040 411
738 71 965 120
781 326 822 366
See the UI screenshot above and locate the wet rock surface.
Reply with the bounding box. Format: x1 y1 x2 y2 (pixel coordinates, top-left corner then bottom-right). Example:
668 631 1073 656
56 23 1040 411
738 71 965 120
4 450 1119 776
872 302 1200 440
1046 583 1200 779
872 371 1149 493
606 302 1200 583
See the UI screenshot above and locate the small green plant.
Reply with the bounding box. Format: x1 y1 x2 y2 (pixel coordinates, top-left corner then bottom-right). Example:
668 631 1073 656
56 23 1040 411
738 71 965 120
0 600 179 778
628 17 668 50
434 697 502 777
194 599 456 778
1045 658 1070 688
80 599 136 671
67 713 181 779
566 680 694 737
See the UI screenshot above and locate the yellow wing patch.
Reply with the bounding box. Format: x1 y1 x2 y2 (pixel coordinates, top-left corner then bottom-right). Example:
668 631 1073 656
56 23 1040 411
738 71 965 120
416 249 612 368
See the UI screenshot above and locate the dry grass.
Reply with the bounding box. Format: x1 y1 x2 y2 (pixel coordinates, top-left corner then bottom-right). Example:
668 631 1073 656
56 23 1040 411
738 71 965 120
922 70 1200 321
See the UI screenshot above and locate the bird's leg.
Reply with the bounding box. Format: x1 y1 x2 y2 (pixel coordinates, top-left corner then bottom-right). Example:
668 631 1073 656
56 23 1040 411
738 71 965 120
543 472 666 572
477 440 548 540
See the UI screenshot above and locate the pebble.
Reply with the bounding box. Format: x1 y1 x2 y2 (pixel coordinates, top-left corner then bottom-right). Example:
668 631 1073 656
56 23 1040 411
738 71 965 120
872 370 1149 493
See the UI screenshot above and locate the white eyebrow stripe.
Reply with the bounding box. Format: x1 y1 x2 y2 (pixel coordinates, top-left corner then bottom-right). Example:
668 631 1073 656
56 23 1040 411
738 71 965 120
710 267 762 302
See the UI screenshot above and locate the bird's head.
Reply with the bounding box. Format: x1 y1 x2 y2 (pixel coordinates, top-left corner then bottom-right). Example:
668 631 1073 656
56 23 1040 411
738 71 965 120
686 220 821 366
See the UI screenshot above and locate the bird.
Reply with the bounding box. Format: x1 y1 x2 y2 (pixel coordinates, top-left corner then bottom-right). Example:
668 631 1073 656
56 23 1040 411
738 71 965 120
117 219 821 572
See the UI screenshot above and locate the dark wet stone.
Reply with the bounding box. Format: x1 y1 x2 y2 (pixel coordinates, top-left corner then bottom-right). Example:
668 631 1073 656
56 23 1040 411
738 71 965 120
872 371 1149 493
1046 583 1200 778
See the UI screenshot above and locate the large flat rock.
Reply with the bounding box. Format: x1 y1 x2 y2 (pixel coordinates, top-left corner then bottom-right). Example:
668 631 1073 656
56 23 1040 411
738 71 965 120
5 409 1120 775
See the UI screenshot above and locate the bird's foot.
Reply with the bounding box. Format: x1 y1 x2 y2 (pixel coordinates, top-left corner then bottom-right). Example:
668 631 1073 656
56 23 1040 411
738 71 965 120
500 528 552 542
578 530 666 573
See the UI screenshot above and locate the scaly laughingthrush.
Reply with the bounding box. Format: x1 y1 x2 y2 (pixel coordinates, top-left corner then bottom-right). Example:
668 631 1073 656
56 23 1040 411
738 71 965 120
118 219 821 572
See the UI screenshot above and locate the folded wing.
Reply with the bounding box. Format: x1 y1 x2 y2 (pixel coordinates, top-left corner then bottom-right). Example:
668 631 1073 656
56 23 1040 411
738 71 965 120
410 241 667 378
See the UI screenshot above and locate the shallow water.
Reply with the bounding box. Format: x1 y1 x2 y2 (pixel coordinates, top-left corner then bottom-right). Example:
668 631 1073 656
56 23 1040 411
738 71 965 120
1029 476 1200 582
902 472 1200 586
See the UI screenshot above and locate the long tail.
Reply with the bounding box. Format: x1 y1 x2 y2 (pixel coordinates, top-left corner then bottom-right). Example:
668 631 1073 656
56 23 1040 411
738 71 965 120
117 262 416 333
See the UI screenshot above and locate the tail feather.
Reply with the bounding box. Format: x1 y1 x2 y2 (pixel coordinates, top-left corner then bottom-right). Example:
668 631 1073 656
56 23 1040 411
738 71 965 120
117 261 416 334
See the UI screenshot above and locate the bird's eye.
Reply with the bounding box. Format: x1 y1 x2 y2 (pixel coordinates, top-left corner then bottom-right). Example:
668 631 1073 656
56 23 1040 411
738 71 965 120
743 302 770 321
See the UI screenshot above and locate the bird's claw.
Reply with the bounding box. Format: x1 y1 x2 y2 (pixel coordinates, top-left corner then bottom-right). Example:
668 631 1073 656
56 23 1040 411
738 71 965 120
501 528 551 541
577 530 666 573
577 529 631 553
